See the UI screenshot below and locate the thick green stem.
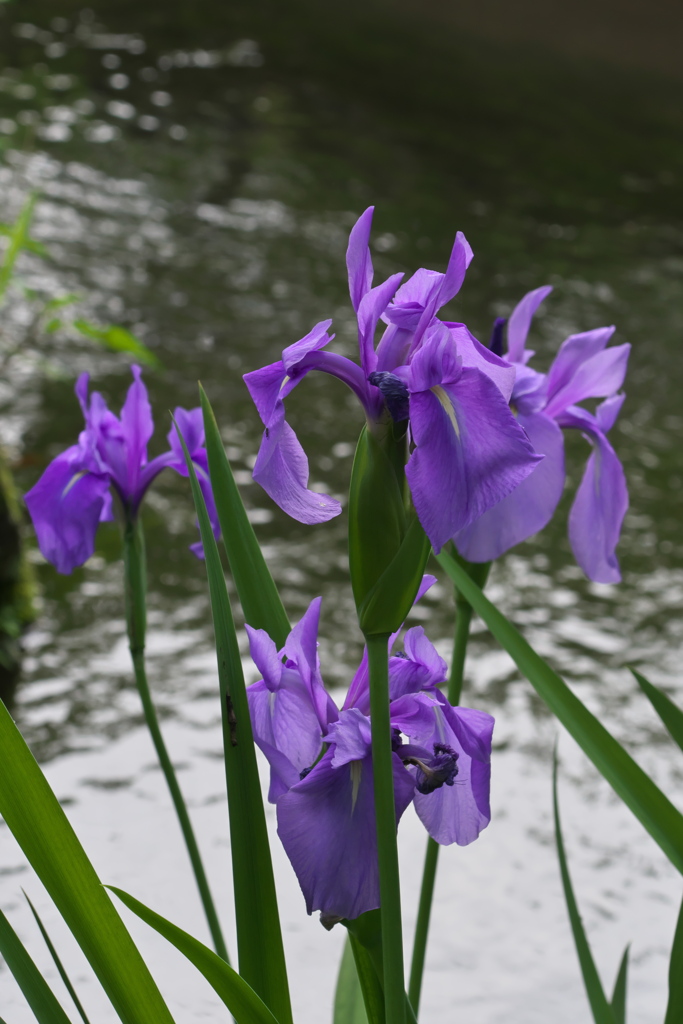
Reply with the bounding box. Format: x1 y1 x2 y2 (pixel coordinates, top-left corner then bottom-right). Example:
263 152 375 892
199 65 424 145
123 518 228 962
407 837 438 1012
408 555 491 1014
366 632 406 1024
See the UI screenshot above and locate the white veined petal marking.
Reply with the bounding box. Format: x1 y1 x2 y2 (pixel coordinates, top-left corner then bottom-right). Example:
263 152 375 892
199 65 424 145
431 385 461 439
60 470 89 499
350 761 362 814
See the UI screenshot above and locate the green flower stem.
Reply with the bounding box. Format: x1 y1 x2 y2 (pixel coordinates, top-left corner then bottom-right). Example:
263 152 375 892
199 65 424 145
407 836 438 1012
123 517 228 963
366 632 406 1024
408 554 491 1013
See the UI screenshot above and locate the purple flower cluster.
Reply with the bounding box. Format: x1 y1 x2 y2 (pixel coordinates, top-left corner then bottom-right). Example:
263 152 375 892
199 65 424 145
244 210 630 581
246 581 494 921
25 365 218 573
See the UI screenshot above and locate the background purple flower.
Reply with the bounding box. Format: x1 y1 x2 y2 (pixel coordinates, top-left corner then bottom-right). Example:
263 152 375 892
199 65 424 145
25 365 218 573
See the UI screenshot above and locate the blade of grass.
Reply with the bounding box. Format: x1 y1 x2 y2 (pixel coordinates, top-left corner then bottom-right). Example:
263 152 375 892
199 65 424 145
0 906 74 1024
24 892 92 1024
174 420 293 1024
436 548 683 874
664 895 683 1024
609 946 629 1024
553 749 616 1024
334 935 371 1024
0 194 39 303
0 699 177 1024
107 887 279 1024
630 669 683 753
200 386 290 647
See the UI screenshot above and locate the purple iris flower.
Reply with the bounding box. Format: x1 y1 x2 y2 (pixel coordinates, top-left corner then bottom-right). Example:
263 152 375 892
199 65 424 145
244 208 542 552
25 365 219 574
453 286 630 583
246 595 494 921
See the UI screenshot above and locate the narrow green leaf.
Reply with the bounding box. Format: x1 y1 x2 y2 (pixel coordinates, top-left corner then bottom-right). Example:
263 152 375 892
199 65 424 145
24 892 92 1024
44 318 63 334
436 548 683 874
107 887 280 1024
0 699 177 1024
0 194 39 302
553 750 616 1024
609 945 629 1024
174 420 293 1024
200 386 290 647
72 320 161 369
43 294 80 313
0 906 74 1024
664 895 683 1024
344 912 417 1024
631 669 683 753
334 937 370 1024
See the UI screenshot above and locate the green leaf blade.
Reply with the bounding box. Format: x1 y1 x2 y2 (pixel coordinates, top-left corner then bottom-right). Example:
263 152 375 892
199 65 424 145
334 936 371 1024
609 945 629 1024
553 752 616 1024
0 700 177 1024
631 669 683 753
435 548 683 874
0 906 74 1024
107 887 280 1024
24 892 92 1024
664 895 683 1024
200 386 290 647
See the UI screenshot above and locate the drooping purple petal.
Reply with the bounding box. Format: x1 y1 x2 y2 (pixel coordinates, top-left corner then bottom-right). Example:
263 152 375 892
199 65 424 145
406 329 543 551
560 403 628 584
276 742 415 919
453 411 565 563
244 321 335 426
506 285 553 364
252 404 342 524
24 445 112 574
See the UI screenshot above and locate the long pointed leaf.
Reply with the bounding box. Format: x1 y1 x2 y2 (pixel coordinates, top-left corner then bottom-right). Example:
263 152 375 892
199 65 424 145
435 548 683 874
0 700 176 1024
631 669 683 753
107 887 279 1024
609 945 629 1024
174 421 293 1024
0 906 74 1024
553 750 616 1024
334 936 371 1024
24 892 92 1024
664 895 683 1024
200 386 290 647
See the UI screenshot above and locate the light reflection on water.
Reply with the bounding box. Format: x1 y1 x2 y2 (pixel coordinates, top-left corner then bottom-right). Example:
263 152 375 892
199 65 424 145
1 3 683 1021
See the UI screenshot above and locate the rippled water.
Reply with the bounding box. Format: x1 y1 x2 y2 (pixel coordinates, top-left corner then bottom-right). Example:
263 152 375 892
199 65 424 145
1 3 682 1021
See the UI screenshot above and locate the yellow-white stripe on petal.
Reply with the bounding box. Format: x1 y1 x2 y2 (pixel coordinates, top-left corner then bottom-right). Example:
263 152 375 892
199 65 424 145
431 385 461 439
350 761 362 814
